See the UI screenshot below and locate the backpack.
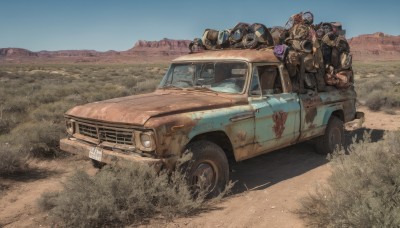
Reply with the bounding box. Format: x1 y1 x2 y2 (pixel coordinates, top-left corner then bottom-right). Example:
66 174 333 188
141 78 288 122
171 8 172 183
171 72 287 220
303 53 317 73
335 70 352 89
289 24 309 40
273 44 289 61
270 26 287 45
250 23 274 46
331 47 340 68
201 29 217 50
335 36 350 53
321 43 332 65
285 13 303 30
188 38 205 53
217 29 231 48
304 73 317 89
229 22 250 44
289 39 312 53
339 52 352 70
285 50 300 77
242 33 259 49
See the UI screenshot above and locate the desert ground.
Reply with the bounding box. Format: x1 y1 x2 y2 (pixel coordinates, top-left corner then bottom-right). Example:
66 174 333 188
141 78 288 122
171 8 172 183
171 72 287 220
0 62 399 227
0 106 398 228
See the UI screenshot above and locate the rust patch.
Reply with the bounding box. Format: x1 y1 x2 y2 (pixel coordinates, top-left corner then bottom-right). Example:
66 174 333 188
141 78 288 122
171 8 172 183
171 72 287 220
237 131 247 141
305 107 317 124
302 95 322 123
272 111 288 138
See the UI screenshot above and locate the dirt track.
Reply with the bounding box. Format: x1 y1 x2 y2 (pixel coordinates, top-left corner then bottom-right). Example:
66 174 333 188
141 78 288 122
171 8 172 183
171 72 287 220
0 107 398 228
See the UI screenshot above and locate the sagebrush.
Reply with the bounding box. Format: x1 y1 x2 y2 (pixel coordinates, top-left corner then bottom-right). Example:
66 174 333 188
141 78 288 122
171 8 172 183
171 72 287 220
0 64 167 175
353 61 400 111
298 131 400 227
39 161 232 227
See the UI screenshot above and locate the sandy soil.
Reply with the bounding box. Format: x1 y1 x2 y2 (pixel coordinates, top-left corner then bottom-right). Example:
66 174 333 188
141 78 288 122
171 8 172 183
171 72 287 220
0 107 398 228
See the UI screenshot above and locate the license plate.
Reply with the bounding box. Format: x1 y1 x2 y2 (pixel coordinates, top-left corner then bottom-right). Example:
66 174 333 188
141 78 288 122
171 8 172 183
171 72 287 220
89 147 103 162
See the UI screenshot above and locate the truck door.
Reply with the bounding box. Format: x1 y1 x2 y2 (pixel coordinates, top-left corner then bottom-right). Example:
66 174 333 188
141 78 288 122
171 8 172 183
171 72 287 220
246 64 301 159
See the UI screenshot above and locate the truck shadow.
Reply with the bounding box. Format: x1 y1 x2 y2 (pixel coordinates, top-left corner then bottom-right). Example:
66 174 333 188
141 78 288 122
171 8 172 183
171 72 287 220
230 127 385 194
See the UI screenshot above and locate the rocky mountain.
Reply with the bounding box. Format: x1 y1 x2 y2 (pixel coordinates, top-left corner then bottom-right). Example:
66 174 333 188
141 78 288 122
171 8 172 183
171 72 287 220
1 34 399 63
125 39 191 56
348 32 400 61
0 48 38 57
0 39 192 64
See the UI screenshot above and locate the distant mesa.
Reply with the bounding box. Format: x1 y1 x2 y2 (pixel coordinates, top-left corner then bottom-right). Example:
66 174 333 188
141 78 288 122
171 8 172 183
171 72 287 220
124 39 191 57
348 32 400 61
1 34 399 63
0 48 38 57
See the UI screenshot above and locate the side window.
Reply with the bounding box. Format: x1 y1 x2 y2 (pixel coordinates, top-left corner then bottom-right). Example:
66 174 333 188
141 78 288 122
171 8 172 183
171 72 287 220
250 66 262 96
257 65 283 95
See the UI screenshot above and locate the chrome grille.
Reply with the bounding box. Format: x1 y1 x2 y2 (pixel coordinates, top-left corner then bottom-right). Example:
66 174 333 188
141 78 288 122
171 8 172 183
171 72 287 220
78 124 97 138
77 122 134 145
98 128 133 145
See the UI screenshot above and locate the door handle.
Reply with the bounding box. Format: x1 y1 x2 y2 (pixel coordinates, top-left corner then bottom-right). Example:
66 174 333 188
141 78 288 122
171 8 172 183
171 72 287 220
229 112 255 122
284 97 295 102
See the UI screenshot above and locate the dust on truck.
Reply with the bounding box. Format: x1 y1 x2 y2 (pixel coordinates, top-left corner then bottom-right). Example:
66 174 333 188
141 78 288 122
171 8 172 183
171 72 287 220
60 49 363 195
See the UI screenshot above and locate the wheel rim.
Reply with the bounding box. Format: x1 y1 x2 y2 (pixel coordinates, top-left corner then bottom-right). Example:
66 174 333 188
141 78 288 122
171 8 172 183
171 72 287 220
191 161 218 192
329 127 342 151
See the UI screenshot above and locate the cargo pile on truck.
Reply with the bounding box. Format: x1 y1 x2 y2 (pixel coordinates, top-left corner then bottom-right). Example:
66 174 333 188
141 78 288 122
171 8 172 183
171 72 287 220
188 11 353 93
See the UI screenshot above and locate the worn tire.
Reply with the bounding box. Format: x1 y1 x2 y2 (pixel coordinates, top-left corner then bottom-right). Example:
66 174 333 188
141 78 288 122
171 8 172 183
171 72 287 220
315 116 344 155
185 140 229 198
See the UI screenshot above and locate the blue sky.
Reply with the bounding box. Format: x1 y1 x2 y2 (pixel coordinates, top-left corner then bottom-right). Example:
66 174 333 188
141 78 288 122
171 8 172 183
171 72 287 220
1 0 399 51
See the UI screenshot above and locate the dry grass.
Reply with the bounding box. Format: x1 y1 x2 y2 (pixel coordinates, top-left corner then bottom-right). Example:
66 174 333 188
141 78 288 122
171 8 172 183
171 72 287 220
353 61 400 111
0 64 167 175
38 160 233 227
297 131 400 227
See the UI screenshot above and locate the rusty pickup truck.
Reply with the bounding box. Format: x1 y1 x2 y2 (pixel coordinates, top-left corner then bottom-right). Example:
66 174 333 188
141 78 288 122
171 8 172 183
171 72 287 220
60 49 362 195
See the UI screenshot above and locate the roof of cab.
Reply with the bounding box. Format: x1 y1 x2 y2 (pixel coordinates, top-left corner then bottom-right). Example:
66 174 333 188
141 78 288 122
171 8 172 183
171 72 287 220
172 49 280 63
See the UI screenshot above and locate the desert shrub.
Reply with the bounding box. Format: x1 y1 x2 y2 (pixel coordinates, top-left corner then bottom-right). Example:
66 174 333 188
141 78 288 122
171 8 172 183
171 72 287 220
0 143 28 175
2 96 30 114
365 90 385 111
134 79 160 93
0 119 11 135
0 64 167 167
298 131 400 227
39 162 231 227
30 101 75 122
9 121 64 157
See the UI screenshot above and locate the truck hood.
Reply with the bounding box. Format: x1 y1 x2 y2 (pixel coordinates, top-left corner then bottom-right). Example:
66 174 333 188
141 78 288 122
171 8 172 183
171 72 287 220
65 90 246 126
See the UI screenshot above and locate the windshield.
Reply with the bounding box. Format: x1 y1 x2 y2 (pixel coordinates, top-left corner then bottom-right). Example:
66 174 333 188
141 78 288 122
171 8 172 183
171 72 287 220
159 62 248 94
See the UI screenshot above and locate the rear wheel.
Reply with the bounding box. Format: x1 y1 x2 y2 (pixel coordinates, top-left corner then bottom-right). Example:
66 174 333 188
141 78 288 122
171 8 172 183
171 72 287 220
315 116 344 154
184 140 229 198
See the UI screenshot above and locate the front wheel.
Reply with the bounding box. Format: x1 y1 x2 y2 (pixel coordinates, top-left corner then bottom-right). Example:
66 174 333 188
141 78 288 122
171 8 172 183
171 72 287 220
184 140 229 198
314 116 344 154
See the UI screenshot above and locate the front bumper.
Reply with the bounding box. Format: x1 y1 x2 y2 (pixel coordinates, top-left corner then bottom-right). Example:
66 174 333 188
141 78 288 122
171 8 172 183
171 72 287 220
60 138 164 168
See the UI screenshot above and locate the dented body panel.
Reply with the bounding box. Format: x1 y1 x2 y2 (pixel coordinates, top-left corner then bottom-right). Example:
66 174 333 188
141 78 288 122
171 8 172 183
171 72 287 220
60 49 359 167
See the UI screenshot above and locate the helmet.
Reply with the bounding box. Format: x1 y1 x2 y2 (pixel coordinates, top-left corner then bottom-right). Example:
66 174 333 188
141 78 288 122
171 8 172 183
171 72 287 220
302 11 314 25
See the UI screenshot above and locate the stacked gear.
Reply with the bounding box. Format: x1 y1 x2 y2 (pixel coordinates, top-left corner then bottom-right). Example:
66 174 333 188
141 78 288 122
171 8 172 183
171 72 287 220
188 11 353 91
275 11 353 91
315 21 353 89
189 22 274 52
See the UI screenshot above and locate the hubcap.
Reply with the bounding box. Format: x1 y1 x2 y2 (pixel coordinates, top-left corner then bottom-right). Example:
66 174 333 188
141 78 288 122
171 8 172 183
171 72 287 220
192 162 217 191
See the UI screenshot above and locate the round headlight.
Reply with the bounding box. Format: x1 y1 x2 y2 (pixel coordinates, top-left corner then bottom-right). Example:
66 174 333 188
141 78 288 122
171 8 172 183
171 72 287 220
140 133 152 148
66 119 74 135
